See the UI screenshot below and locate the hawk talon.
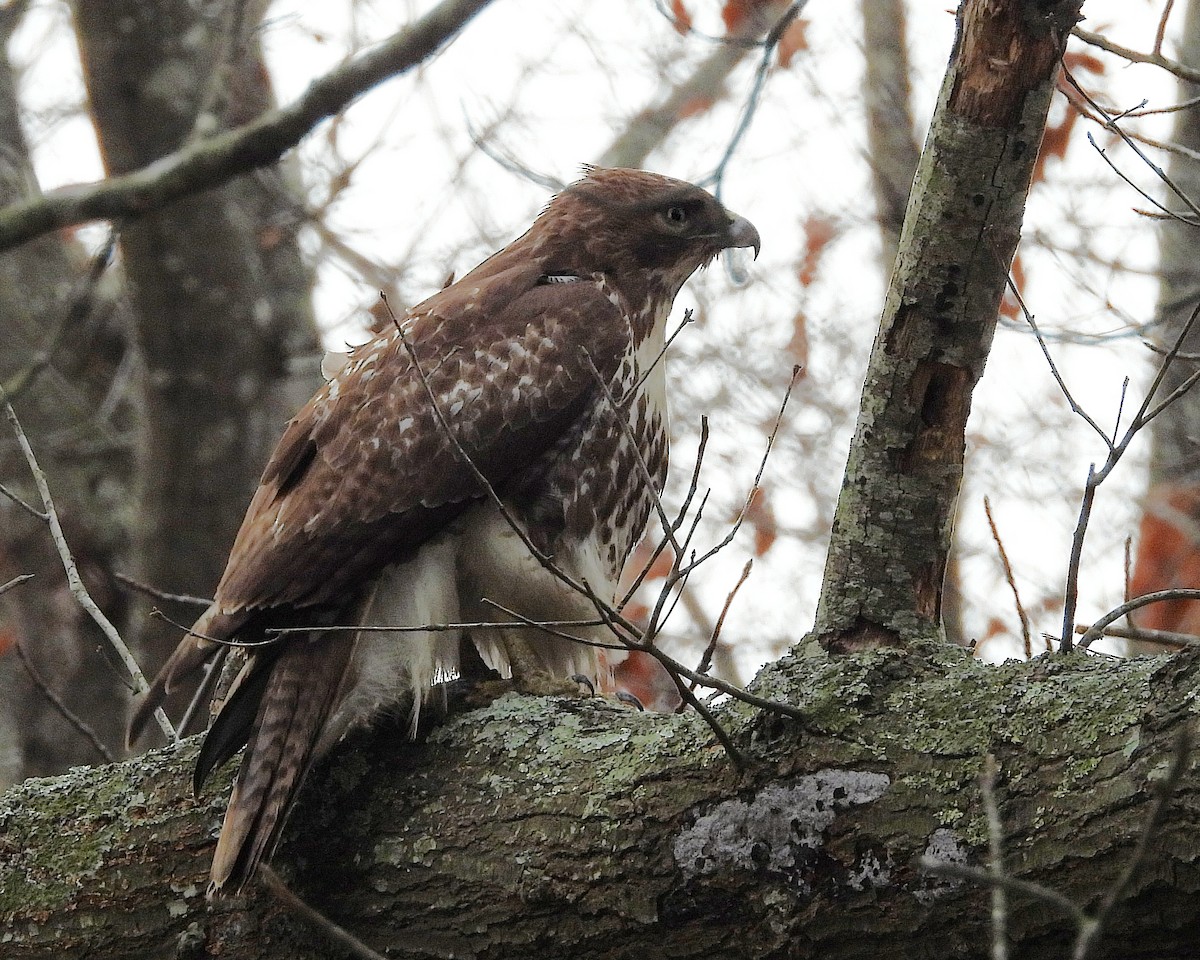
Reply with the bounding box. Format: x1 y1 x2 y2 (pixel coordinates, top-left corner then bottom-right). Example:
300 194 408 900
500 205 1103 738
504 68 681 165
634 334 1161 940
571 673 596 696
615 690 646 711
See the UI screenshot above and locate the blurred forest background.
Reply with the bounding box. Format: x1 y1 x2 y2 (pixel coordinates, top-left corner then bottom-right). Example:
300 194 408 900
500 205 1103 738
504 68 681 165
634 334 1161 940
0 0 1195 785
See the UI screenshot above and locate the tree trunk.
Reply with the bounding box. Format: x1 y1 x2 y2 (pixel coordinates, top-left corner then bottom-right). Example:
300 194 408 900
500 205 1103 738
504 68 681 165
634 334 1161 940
815 0 1082 651
0 3 134 783
70 0 319 682
2 646 1198 959
1127 0 1200 652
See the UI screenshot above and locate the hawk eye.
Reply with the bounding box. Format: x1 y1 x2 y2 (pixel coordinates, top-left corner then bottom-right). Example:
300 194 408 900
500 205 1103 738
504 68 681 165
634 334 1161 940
662 205 690 231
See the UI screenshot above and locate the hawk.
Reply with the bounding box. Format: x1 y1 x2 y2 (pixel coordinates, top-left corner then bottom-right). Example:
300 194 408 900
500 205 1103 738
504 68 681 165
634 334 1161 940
129 167 760 893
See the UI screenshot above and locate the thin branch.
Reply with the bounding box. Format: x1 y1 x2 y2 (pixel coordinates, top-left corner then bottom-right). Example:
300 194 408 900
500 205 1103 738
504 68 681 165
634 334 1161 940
980 754 1008 960
1 390 176 742
0 479 48 520
677 365 799 577
13 639 115 764
114 571 212 607
692 559 752 685
1078 588 1200 648
260 865 394 960
1065 69 1200 226
1072 729 1191 960
0 573 33 596
1006 273 1111 449
1073 621 1200 648
1072 26 1200 86
920 860 1084 922
707 0 810 199
0 0 495 251
1055 296 1200 652
1154 0 1176 57
1084 133 1199 227
983 497 1031 659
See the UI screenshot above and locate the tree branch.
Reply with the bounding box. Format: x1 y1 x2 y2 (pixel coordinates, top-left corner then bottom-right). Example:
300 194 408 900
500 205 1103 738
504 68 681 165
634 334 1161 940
0 0 494 252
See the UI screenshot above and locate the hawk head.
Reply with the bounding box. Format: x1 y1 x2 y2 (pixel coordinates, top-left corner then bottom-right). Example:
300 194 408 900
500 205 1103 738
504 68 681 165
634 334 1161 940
529 167 760 316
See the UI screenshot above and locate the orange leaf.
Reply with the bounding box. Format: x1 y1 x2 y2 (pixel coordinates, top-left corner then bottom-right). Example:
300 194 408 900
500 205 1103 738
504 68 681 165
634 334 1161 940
999 253 1026 321
744 487 777 557
776 19 808 68
796 214 837 287
677 95 716 120
670 0 692 35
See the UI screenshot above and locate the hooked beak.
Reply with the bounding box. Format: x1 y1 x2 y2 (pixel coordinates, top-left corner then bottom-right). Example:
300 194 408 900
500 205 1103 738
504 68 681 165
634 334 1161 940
723 214 761 260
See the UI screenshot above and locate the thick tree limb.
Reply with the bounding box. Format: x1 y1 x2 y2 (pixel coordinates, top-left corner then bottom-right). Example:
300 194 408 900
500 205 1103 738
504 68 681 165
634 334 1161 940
3 646 1200 958
0 0 493 252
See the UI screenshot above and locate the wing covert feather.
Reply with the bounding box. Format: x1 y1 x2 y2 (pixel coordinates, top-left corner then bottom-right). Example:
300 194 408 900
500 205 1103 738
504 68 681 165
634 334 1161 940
212 274 627 620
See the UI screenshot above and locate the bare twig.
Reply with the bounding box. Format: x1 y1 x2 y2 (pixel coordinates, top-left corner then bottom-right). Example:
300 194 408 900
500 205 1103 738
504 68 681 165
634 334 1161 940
676 366 799 579
707 0 810 199
1074 621 1200 648
1073 25 1200 83
260 865 394 960
0 0 495 251
13 639 116 764
1006 275 1111 449
0 573 33 596
920 860 1084 922
1064 69 1200 226
1072 729 1191 960
693 559 752 685
1084 133 1199 228
2 390 176 741
1046 290 1200 652
1154 0 1176 56
114 571 212 607
0 478 48 520
983 497 1032 659
1078 588 1200 648
980 754 1008 960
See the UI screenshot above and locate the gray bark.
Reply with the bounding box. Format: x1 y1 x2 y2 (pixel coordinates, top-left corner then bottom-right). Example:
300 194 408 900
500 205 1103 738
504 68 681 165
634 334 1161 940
2 647 1199 959
0 3 134 783
69 0 320 688
815 0 1083 650
1126 0 1200 655
1148 0 1200 490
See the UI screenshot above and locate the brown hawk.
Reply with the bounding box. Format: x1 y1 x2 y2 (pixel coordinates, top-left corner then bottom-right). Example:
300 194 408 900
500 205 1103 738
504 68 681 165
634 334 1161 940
128 167 760 893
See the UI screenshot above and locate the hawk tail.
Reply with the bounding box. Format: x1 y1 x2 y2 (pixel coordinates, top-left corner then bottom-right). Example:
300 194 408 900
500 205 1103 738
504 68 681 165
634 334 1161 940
207 633 353 895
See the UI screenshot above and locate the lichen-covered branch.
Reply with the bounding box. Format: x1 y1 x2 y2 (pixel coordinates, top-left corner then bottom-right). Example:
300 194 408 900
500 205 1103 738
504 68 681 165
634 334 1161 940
813 0 1085 650
0 0 493 252
3 646 1200 959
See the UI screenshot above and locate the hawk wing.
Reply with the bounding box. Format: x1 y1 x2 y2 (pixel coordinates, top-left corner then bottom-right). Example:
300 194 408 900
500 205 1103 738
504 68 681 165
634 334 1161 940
128 263 628 740
224 264 627 622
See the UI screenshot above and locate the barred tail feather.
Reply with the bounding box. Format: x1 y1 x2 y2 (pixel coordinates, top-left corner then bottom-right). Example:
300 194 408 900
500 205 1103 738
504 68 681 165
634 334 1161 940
208 634 354 894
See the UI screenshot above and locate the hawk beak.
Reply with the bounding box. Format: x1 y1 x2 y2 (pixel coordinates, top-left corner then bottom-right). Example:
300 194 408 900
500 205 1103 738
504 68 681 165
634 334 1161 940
724 215 761 260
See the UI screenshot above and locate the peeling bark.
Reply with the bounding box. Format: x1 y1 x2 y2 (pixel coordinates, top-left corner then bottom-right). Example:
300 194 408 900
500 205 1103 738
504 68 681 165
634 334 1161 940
814 0 1085 649
3 647 1200 959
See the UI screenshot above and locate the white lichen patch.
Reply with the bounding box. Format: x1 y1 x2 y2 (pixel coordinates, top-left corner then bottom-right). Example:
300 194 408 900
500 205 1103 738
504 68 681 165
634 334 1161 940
673 770 891 885
914 827 969 903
